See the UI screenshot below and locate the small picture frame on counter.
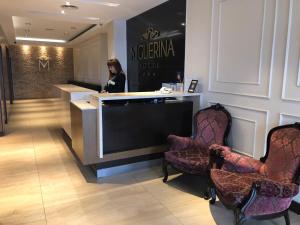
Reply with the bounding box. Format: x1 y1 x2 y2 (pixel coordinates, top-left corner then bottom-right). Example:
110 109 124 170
188 80 198 93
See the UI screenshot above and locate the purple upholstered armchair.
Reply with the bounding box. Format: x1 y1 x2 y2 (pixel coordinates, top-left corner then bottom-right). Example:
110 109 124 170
162 103 231 182
209 123 300 225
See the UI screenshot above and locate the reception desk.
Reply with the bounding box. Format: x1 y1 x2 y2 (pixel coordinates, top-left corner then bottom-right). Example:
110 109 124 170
89 92 201 159
54 84 97 138
68 91 202 173
53 87 202 175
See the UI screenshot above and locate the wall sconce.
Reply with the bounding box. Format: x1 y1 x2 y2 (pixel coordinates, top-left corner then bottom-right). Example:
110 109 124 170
22 45 31 55
56 46 64 58
40 46 47 58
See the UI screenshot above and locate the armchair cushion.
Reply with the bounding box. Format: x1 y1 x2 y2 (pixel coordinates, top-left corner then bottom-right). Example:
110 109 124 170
222 152 264 174
210 144 264 173
211 169 299 208
243 195 293 217
210 169 265 206
255 179 299 198
165 148 209 174
167 135 194 151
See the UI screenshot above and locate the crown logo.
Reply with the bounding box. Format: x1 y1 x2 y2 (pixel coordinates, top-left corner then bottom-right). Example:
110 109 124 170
141 25 160 41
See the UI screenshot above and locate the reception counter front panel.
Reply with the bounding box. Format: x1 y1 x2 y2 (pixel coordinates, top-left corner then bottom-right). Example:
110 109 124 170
102 101 193 154
66 90 202 171
90 91 201 158
55 84 97 138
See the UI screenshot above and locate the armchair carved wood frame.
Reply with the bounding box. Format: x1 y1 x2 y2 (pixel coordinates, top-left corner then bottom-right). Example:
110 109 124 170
162 103 232 191
209 123 300 225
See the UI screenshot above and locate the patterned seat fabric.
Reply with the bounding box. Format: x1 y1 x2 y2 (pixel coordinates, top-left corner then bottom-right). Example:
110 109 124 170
193 109 230 150
165 148 209 174
164 106 231 175
210 124 300 219
260 127 300 183
211 169 266 206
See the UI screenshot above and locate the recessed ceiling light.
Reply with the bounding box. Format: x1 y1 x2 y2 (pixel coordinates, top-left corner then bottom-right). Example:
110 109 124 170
101 2 120 7
61 4 79 10
76 0 119 7
85 17 100 21
16 37 66 43
61 10 65 14
181 22 185 26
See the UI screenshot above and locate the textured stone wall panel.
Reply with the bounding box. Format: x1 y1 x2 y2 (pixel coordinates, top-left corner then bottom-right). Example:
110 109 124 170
9 45 74 99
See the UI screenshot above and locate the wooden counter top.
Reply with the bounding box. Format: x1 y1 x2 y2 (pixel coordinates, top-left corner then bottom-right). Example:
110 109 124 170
54 84 97 93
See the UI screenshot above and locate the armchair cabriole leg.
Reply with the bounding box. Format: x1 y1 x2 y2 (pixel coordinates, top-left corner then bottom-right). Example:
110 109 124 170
162 159 169 183
203 190 210 200
209 187 216 204
284 211 290 225
234 210 246 225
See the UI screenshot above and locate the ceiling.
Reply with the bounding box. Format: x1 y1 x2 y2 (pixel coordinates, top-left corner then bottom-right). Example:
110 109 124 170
13 16 91 41
0 0 168 46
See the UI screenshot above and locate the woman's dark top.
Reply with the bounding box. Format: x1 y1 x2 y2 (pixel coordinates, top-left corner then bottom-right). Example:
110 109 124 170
104 72 126 93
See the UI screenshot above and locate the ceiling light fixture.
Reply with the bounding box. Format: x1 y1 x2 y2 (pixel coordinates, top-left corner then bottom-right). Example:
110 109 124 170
61 10 65 14
16 37 66 43
61 3 79 10
85 17 100 21
76 0 119 7
101 2 120 7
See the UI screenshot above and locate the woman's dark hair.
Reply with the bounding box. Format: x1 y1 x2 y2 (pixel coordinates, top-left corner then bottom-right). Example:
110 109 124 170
107 58 124 78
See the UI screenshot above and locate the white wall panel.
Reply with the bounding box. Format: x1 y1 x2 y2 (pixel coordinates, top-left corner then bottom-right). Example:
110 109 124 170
209 0 276 98
186 0 300 203
216 0 264 84
228 117 256 157
73 34 108 87
209 102 268 158
282 0 300 102
279 113 300 125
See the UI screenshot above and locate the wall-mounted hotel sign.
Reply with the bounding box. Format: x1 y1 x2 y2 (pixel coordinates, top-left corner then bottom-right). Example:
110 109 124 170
38 56 50 71
130 25 175 61
127 0 186 92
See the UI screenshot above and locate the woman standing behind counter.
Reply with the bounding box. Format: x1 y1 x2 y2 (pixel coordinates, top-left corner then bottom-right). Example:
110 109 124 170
103 58 126 93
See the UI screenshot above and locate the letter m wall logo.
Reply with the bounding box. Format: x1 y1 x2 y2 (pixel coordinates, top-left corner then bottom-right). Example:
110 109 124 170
38 57 50 71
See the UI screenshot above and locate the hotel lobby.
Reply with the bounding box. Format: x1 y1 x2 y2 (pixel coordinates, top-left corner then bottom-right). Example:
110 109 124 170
0 0 300 225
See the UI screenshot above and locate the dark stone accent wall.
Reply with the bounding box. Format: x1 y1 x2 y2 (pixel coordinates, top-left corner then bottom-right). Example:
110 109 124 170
9 45 74 99
127 0 186 91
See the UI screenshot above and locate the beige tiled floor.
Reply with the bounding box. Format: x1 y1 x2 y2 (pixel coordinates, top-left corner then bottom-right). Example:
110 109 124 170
0 99 299 225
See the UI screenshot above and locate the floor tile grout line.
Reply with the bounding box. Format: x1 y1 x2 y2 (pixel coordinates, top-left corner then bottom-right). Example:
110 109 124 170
135 175 185 225
31 129 48 225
